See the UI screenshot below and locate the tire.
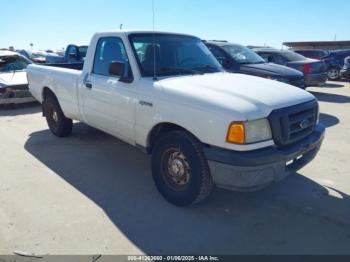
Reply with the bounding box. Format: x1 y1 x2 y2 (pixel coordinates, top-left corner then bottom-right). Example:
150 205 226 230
328 67 340 80
151 131 214 206
44 96 73 137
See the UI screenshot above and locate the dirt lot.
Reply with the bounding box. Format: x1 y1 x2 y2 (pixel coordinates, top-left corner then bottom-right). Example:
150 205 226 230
0 81 350 255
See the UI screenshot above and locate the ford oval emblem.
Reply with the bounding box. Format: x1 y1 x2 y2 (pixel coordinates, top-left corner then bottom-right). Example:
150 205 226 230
300 119 311 129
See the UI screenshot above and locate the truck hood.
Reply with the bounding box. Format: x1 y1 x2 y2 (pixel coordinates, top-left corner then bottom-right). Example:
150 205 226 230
0 71 28 87
157 72 315 120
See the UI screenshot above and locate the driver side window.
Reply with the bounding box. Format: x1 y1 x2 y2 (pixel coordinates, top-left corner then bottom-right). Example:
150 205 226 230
93 37 129 77
260 53 275 63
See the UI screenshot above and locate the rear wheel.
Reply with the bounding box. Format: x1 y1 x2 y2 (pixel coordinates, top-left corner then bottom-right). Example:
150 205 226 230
151 131 214 206
44 96 73 137
328 67 340 80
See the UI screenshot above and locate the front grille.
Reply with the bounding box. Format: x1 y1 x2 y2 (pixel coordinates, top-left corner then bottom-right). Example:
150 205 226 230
269 100 318 146
288 76 305 88
0 85 32 99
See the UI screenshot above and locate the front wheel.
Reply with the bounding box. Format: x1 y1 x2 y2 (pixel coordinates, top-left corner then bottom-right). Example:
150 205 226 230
151 131 214 206
44 96 73 137
328 68 340 80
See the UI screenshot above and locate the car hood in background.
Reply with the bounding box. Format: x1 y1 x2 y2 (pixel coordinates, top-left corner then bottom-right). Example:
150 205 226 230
240 62 303 77
0 71 28 87
157 72 315 120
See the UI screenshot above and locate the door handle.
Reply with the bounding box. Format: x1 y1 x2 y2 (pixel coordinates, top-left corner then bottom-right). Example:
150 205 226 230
85 82 92 89
83 74 92 89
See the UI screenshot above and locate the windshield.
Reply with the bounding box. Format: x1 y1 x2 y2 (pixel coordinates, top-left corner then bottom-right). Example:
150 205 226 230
129 34 223 77
78 46 88 57
222 44 265 64
280 50 307 62
0 55 31 73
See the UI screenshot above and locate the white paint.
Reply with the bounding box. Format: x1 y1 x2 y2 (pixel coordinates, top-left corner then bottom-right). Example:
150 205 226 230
27 30 315 152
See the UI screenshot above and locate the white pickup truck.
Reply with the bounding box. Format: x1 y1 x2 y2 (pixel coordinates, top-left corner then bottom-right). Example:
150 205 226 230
27 30 325 206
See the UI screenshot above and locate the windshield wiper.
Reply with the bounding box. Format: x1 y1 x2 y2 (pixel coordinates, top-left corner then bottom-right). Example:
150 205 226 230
194 65 220 72
240 61 265 65
159 67 204 75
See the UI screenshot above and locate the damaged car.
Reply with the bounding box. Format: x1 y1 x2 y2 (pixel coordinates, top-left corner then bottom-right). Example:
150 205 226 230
0 51 36 106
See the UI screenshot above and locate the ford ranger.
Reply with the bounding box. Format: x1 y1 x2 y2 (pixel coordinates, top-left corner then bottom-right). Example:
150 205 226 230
27 30 325 206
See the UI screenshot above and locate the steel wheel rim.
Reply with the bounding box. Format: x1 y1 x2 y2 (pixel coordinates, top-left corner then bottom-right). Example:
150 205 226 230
52 111 58 123
48 106 59 129
328 69 339 79
162 148 191 190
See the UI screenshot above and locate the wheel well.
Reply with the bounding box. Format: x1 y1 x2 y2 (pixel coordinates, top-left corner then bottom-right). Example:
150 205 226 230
147 123 197 153
42 87 57 102
42 87 58 116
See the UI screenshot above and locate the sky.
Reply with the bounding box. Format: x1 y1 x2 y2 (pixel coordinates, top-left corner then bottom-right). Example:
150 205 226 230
1 0 349 50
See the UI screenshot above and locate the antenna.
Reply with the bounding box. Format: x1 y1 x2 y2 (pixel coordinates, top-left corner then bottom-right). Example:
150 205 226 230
152 0 157 80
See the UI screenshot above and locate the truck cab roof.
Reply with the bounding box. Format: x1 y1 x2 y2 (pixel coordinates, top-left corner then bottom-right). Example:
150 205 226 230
93 29 197 38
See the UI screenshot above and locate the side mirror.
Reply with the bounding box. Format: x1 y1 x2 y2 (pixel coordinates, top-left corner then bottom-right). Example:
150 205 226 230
109 61 133 83
109 61 124 76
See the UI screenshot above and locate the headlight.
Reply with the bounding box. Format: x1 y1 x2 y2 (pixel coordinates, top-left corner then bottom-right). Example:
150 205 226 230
226 119 272 144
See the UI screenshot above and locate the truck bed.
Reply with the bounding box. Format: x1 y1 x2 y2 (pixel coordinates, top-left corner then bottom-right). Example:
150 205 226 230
43 62 84 71
27 64 82 120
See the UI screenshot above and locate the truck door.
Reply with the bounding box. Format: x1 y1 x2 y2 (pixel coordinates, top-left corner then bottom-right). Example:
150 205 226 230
81 37 136 143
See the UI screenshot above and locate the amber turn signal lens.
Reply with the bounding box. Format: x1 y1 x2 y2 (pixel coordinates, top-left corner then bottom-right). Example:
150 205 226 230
226 122 245 144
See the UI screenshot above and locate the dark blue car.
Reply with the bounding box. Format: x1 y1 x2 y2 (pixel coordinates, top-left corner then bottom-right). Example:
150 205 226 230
254 48 328 87
322 49 350 80
205 41 305 89
340 56 350 80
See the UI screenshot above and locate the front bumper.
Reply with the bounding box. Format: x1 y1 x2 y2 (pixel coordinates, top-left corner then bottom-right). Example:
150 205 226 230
204 125 325 191
0 85 36 105
304 73 328 87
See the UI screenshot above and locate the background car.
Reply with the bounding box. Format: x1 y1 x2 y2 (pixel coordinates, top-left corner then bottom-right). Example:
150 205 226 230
205 41 305 88
18 50 49 64
294 49 329 60
322 49 350 80
0 51 35 106
340 56 350 80
45 44 88 64
254 48 328 87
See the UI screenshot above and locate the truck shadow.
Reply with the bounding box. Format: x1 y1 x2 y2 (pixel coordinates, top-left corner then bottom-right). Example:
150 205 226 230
319 113 340 128
321 82 345 88
24 124 350 254
311 91 350 104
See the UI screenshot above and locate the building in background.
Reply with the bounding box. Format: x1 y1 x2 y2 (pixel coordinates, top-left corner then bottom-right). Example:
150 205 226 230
283 41 350 51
